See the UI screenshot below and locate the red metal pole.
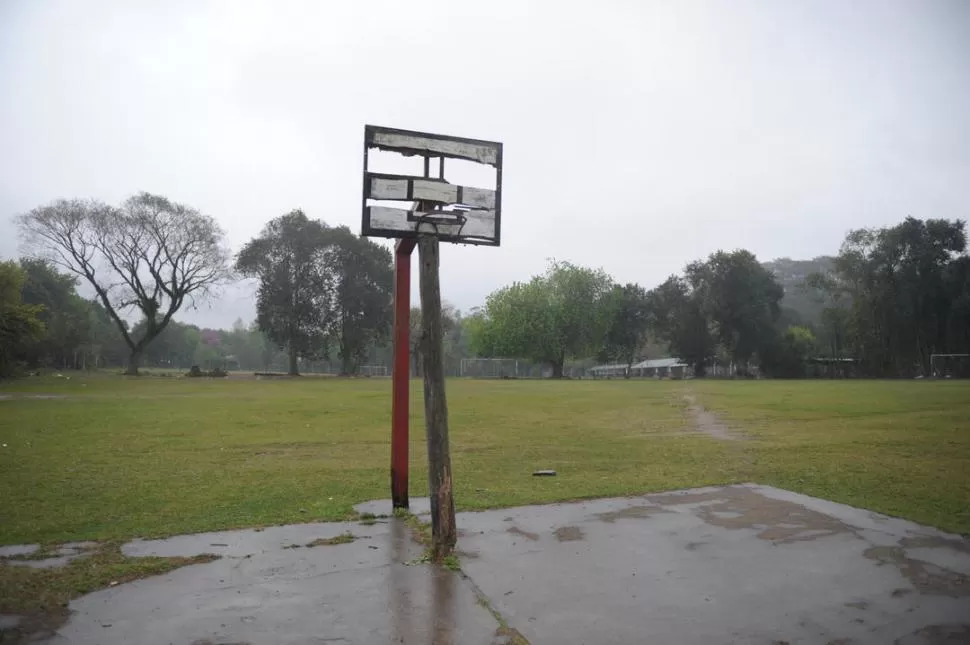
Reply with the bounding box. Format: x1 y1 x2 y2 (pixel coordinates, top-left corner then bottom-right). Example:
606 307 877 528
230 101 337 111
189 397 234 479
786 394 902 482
391 238 416 509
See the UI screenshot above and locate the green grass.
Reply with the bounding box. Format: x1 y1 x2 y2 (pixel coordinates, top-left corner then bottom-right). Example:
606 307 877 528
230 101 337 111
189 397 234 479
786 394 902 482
1 375 968 548
691 380 970 533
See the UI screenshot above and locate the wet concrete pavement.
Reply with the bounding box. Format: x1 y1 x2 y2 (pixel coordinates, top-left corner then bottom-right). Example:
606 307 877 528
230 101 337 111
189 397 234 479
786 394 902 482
30 484 970 644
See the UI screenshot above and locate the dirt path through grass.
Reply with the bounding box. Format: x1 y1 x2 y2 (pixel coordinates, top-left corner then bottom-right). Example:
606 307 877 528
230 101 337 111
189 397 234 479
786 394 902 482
682 392 741 441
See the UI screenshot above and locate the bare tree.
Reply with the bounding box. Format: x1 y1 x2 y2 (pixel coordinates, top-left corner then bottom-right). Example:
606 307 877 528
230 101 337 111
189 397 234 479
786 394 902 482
18 193 232 374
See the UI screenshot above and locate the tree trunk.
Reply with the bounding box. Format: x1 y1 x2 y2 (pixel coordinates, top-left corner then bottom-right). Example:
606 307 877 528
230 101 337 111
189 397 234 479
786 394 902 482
411 347 422 378
126 350 142 376
693 360 707 378
551 360 564 379
287 347 299 376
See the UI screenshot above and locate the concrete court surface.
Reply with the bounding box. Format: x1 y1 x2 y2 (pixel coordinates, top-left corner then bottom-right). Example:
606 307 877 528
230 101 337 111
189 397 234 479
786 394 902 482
33 484 970 645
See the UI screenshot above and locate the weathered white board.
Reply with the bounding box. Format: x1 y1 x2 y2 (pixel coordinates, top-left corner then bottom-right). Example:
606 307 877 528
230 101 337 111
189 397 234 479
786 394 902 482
459 186 495 209
368 175 496 209
369 131 499 166
370 177 409 200
366 206 496 240
412 180 458 204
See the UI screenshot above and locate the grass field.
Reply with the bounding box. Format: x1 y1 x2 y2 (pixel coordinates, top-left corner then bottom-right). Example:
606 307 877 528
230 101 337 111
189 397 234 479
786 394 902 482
1 375 969 548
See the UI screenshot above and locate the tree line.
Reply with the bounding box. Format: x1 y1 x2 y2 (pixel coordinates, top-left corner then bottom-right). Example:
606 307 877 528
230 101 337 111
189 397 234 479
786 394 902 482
804 217 969 377
3 190 967 379
466 253 792 378
468 216 969 378
5 194 396 377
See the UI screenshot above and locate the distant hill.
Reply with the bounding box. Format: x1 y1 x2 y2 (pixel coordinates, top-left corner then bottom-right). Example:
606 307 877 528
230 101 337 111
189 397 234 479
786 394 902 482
762 256 836 326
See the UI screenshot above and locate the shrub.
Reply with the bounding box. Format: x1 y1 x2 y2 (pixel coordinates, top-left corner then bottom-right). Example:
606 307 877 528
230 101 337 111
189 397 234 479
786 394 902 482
185 366 226 377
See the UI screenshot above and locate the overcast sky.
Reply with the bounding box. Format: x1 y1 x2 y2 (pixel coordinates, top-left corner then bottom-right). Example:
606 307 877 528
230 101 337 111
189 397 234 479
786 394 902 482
2 0 968 329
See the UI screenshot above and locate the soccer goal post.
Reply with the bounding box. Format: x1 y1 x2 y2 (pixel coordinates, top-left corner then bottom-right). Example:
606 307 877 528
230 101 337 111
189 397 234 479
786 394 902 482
460 358 520 378
929 354 970 378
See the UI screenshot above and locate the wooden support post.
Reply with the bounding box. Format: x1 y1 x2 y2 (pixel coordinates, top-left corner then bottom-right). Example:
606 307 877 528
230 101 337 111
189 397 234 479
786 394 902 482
418 233 456 557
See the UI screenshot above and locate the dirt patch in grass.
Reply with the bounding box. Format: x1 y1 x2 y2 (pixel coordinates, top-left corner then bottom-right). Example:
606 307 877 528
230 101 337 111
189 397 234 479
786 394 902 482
0 541 217 643
683 393 740 440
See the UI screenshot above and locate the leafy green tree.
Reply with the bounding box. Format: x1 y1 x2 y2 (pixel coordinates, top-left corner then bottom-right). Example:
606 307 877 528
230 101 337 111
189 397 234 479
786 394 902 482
647 276 714 376
760 325 817 378
18 194 233 374
325 227 393 375
236 210 333 375
18 259 91 368
0 261 45 377
410 303 463 377
803 272 850 359
815 217 968 376
217 318 280 371
762 256 836 325
599 283 651 375
471 261 613 377
686 250 783 372
83 300 129 369
132 319 203 369
943 257 970 363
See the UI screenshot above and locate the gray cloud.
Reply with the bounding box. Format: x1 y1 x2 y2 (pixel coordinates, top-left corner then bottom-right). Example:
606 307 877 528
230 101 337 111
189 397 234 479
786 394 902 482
2 0 968 328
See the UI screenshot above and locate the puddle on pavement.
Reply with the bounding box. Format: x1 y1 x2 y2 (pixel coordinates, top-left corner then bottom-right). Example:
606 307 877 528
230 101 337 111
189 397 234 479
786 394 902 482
0 540 99 569
594 505 670 523
893 623 970 645
648 486 852 544
553 526 584 542
864 545 970 597
507 526 538 541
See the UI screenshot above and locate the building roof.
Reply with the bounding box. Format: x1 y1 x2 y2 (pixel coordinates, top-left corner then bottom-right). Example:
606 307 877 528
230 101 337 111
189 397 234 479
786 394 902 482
631 358 686 369
590 358 687 372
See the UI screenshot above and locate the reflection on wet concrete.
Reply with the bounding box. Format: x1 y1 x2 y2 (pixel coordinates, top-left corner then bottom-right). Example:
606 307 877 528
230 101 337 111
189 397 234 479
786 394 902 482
389 518 414 644
432 565 455 645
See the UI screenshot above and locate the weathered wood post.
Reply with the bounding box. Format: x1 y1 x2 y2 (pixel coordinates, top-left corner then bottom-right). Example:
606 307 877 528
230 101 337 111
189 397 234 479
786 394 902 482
418 231 457 557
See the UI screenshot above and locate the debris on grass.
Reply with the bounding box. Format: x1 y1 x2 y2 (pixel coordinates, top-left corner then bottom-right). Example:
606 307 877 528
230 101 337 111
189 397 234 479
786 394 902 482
404 551 432 566
357 511 389 526
493 625 531 645
306 533 355 547
532 470 556 477
441 554 461 571
406 514 433 548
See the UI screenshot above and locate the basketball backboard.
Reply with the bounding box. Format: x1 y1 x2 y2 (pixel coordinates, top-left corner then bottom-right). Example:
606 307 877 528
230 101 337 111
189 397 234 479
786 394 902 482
361 125 503 247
